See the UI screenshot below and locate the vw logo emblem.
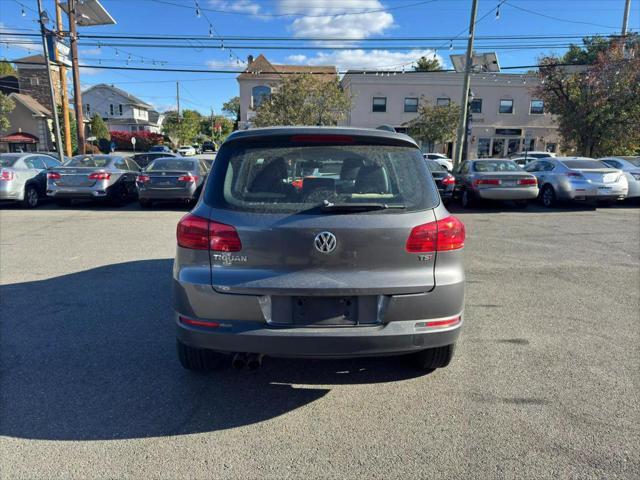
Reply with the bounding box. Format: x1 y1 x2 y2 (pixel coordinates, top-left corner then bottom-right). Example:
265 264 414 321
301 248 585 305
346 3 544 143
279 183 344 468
314 231 337 253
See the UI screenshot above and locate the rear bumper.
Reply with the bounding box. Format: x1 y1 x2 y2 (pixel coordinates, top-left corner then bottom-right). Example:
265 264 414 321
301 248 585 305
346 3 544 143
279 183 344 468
558 184 628 201
138 187 196 200
177 315 462 358
476 187 539 200
0 185 23 201
47 186 109 198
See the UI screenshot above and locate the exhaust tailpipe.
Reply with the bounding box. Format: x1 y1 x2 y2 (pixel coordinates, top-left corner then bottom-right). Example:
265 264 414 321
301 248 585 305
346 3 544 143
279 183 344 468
246 353 263 370
232 353 247 369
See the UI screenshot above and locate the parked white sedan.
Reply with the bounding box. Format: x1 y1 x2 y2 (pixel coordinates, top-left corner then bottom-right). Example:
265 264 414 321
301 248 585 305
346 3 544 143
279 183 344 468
599 156 640 199
177 146 197 156
423 153 453 171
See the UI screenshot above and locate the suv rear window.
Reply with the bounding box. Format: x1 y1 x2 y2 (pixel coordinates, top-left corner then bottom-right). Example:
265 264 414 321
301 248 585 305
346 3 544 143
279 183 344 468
206 140 438 213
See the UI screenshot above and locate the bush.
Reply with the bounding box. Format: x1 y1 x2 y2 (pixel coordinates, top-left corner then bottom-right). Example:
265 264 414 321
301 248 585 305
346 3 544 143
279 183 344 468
109 130 165 151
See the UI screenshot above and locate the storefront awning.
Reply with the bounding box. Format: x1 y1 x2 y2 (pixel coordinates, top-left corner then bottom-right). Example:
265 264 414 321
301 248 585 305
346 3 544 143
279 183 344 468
0 132 39 143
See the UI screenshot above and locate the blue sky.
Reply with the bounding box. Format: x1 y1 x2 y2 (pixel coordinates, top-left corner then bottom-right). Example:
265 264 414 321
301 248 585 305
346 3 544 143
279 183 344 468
1 0 638 116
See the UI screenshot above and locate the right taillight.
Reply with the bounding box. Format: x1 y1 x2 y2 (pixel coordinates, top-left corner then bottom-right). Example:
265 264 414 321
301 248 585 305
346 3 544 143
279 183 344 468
406 215 465 253
518 178 537 185
177 214 242 251
567 171 584 179
136 174 150 183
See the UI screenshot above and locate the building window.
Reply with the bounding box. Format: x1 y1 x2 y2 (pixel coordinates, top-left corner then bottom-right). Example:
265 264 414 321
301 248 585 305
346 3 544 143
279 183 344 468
404 97 418 113
470 98 482 113
85 103 90 115
530 100 544 114
251 85 271 109
477 138 490 157
29 77 39 86
118 105 123 116
499 99 514 114
109 104 114 115
436 98 450 107
372 97 387 112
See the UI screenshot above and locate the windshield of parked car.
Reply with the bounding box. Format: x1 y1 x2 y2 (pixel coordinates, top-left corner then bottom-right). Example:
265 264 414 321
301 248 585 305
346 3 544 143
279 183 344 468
207 140 438 213
65 155 113 168
472 160 521 172
562 160 608 169
146 159 198 171
426 160 447 172
0 155 19 167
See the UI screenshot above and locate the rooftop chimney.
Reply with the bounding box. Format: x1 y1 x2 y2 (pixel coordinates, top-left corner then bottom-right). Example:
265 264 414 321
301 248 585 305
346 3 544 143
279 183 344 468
247 55 254 65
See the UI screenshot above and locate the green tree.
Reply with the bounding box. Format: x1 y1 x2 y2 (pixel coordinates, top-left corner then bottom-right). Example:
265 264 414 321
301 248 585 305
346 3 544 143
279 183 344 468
414 56 442 72
162 109 201 145
90 113 110 141
0 60 16 77
0 93 15 132
405 99 461 149
222 96 240 126
59 108 78 154
535 38 640 156
200 114 234 143
253 74 350 127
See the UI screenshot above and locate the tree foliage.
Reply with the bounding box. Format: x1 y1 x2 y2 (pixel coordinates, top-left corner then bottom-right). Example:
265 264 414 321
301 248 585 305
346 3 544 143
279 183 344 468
414 56 442 72
0 93 15 132
58 107 78 154
0 60 16 77
90 113 110 141
200 115 234 143
253 74 350 127
405 99 461 147
535 37 640 156
222 96 240 119
110 130 164 151
162 109 202 145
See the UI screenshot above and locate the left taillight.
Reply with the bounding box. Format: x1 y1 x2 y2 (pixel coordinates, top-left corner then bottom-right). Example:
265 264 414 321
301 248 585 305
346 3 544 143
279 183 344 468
0 169 15 181
406 215 465 253
177 214 242 252
47 171 61 180
88 171 111 180
441 174 456 186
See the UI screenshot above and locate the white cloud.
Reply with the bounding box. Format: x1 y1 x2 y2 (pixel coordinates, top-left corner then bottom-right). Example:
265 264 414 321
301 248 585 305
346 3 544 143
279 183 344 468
79 48 101 56
278 0 394 39
205 58 245 69
79 66 101 75
208 0 261 15
286 49 444 71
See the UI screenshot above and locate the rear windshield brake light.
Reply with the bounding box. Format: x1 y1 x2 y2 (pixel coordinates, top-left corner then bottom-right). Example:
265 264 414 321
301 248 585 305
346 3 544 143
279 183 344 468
290 135 355 144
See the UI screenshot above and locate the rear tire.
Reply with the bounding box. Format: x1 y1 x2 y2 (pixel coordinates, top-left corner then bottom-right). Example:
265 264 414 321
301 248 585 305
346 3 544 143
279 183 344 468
108 184 129 207
412 344 455 371
540 184 556 208
20 184 39 208
461 189 475 209
177 339 226 371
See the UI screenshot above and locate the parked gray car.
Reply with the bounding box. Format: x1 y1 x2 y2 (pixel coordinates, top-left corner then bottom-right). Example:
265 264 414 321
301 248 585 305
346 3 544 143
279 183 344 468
137 157 208 207
453 159 539 208
131 151 178 169
0 152 62 208
523 157 628 207
425 159 455 203
47 154 140 206
173 127 466 372
599 156 640 200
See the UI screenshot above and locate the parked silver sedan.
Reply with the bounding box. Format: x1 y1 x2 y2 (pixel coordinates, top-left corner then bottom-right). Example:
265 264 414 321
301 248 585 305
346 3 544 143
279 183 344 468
136 157 208 208
0 152 62 208
453 159 539 208
47 154 140 206
524 157 628 207
599 156 640 200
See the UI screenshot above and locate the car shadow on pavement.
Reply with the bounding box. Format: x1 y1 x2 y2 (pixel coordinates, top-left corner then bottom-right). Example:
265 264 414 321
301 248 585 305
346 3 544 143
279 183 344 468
0 259 424 441
447 201 599 214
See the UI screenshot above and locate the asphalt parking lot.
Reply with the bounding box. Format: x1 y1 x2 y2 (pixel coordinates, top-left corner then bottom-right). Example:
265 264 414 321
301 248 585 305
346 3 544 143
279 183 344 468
1 201 638 479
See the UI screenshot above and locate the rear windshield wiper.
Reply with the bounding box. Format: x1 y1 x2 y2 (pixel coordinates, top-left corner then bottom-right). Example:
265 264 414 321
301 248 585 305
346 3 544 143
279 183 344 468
320 200 406 212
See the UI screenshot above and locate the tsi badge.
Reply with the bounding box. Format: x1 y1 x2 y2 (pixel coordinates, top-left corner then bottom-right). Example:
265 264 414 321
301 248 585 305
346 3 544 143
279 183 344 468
418 254 433 262
212 253 248 266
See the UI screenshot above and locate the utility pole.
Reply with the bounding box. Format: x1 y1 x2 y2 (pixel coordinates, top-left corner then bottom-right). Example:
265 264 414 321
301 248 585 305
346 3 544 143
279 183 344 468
176 82 181 121
36 0 64 164
453 0 479 168
54 0 72 157
621 0 631 35
210 107 215 141
68 0 85 154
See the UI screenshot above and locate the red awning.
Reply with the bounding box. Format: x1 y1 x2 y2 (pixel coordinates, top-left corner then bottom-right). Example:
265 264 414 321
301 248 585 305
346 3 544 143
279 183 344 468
0 132 39 143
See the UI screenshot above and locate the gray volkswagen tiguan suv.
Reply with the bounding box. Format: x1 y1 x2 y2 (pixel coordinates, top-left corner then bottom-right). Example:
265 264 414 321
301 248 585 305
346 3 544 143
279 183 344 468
173 127 465 371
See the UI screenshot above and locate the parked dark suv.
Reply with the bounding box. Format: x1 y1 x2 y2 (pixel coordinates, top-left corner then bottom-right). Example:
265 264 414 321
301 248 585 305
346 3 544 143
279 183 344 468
173 127 465 371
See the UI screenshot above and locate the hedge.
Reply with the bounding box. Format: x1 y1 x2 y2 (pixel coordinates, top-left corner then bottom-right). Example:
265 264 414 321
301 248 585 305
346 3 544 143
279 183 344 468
110 130 165 151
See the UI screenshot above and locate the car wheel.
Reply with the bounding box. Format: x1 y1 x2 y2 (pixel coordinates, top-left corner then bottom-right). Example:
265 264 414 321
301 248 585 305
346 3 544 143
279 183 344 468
177 339 225 371
412 344 455 371
541 185 556 208
20 184 39 208
108 185 129 206
461 189 475 209
139 199 153 208
55 198 72 207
